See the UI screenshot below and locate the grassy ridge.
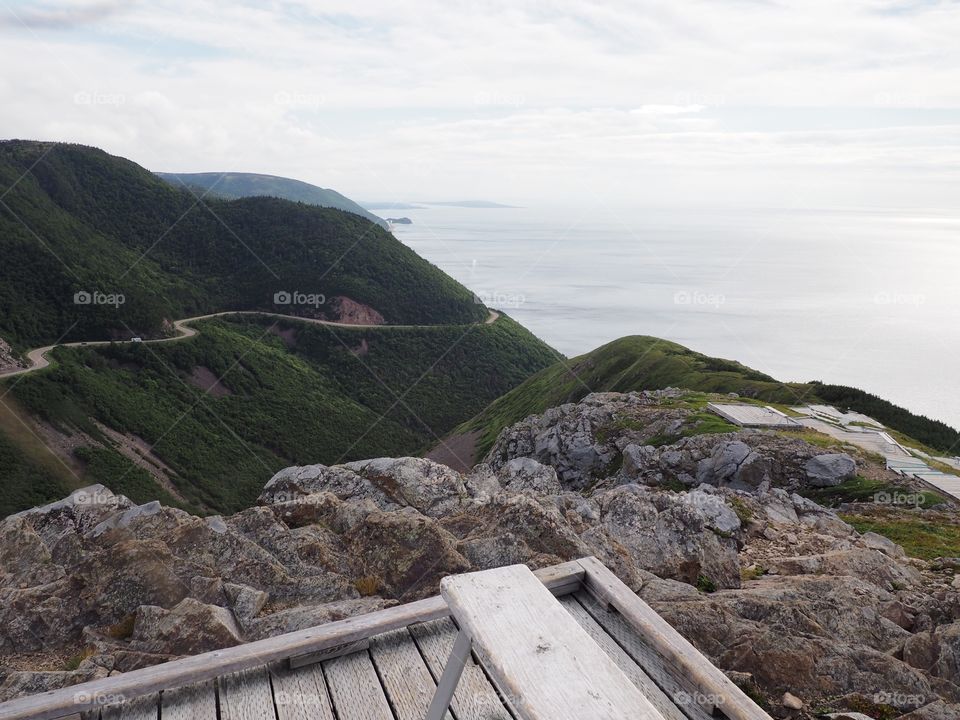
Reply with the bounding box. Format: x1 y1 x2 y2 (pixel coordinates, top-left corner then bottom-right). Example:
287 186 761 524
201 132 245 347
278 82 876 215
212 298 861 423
155 171 387 228
459 335 811 459
458 335 959 460
3 314 555 516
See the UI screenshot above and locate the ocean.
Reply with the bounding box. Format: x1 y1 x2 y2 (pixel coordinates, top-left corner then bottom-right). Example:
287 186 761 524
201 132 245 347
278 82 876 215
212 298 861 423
390 205 960 431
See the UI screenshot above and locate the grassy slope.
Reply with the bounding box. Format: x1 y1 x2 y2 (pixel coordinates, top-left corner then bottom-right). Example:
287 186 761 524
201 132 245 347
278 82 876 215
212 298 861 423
458 335 960 460
155 171 387 228
3 314 555 516
459 335 812 459
0 141 484 350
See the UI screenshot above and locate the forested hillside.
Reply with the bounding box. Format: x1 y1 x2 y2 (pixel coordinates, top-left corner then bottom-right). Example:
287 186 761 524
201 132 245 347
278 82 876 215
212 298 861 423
0 141 484 350
2 314 555 516
156 171 387 228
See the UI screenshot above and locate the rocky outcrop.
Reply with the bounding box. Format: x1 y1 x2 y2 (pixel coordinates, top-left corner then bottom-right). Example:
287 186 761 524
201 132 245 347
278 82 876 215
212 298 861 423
0 392 956 719
0 337 25 373
329 296 385 325
805 453 858 487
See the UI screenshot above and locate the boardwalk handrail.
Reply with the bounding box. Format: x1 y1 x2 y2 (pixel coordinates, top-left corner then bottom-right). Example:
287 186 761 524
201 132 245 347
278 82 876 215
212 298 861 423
0 562 583 720
578 557 771 720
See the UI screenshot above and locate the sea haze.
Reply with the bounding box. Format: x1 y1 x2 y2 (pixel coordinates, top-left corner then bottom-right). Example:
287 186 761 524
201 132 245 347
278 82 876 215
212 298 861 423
392 205 959 430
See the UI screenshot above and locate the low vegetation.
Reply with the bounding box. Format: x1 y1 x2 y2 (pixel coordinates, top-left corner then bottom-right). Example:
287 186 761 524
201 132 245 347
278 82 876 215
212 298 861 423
841 512 960 560
2 315 554 516
801 476 946 511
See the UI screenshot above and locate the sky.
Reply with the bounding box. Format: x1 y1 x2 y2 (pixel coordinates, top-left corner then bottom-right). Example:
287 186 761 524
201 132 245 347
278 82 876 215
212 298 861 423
3 0 960 208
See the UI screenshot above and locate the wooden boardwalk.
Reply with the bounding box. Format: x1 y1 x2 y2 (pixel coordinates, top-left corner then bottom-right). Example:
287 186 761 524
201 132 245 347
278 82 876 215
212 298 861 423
0 558 770 720
84 601 706 720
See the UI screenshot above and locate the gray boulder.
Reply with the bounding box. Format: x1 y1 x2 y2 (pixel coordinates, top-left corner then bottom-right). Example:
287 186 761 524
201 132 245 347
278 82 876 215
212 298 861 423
805 453 857 487
496 457 562 495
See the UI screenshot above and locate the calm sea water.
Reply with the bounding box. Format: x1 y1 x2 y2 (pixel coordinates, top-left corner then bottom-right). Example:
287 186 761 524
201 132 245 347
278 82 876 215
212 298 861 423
391 205 960 431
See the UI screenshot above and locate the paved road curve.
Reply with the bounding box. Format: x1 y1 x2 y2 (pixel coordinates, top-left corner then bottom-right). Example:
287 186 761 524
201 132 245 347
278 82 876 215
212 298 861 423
0 309 500 380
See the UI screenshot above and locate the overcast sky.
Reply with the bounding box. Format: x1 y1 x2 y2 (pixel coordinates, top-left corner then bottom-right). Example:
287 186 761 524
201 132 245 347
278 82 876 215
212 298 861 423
3 0 960 207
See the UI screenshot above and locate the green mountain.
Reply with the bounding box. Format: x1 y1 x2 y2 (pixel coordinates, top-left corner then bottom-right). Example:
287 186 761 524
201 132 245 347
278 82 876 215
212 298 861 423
0 141 558 517
452 335 960 463
156 171 387 228
0 141 480 350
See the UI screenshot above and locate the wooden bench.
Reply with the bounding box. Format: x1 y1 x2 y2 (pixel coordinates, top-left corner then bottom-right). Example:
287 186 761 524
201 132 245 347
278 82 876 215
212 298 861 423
425 564 667 720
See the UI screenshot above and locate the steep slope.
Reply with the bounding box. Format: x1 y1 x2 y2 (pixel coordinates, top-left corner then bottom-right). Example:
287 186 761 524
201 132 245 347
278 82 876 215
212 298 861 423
2 313 555 517
156 171 387 228
448 335 960 464
0 141 483 350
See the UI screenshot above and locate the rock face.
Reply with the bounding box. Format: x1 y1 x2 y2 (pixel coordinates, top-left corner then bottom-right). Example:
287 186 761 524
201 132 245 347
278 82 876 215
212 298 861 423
0 391 957 719
0 337 25 373
805 453 858 487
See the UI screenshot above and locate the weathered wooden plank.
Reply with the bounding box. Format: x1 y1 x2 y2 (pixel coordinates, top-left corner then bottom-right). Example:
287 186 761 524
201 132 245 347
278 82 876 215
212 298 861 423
218 667 276 720
0 561 584 720
409 617 511 720
560 596 688 720
574 591 713 720
270 663 335 720
442 564 665 720
322 651 393 720
99 694 158 720
368 628 453 720
160 681 216 720
577 556 771 720
289 639 370 669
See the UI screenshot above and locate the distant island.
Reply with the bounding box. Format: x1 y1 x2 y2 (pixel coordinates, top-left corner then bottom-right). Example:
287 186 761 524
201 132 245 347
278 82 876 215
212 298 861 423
362 200 519 210
422 200 519 208
387 217 413 224
362 202 427 210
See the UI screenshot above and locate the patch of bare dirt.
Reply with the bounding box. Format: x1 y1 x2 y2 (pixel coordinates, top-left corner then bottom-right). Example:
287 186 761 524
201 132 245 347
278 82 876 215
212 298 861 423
330 296 385 325
106 358 142 372
32 420 94 477
268 326 297 348
93 422 187 503
425 430 481 473
186 366 233 397
0 337 25 373
0 650 78 673
349 338 370 356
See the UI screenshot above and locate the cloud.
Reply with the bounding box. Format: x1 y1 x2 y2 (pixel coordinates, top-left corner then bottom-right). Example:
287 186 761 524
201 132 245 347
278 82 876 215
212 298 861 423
1 0 959 206
1 0 129 28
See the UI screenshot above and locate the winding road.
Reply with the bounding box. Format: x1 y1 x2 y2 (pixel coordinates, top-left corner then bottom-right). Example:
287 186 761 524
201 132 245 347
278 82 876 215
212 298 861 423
0 309 500 380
